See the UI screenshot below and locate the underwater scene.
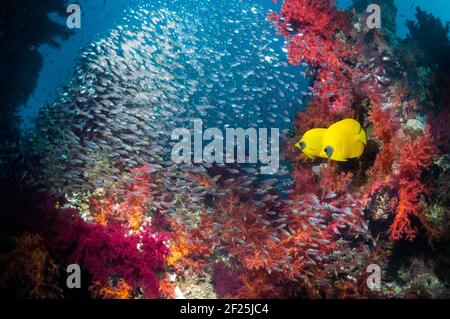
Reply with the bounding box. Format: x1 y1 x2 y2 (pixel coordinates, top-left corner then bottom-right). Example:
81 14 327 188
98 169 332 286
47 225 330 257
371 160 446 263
0 0 450 300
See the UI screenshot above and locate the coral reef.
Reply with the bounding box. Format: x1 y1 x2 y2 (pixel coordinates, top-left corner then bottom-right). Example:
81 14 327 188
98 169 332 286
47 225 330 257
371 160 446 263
0 0 449 299
389 132 439 241
268 0 450 298
0 233 61 298
405 8 450 70
41 202 170 298
352 0 398 43
89 279 133 299
270 0 356 116
89 164 153 231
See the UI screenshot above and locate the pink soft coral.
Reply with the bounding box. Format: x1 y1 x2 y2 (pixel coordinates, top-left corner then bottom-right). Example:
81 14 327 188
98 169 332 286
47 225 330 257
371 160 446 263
40 201 169 298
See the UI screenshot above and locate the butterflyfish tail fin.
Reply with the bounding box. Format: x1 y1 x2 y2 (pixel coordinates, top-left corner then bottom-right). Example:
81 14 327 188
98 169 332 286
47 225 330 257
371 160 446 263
357 126 367 145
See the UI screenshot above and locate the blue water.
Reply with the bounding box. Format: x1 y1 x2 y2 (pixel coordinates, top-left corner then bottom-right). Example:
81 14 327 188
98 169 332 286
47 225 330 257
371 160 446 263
20 0 450 128
337 0 450 37
19 0 283 128
20 0 132 127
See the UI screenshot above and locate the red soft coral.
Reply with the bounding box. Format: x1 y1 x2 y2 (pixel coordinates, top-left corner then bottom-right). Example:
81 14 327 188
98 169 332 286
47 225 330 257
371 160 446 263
389 131 439 241
368 103 397 144
285 33 356 115
280 0 348 39
292 165 320 195
366 99 400 193
293 100 339 136
269 0 357 115
211 194 276 271
389 180 423 241
319 164 354 194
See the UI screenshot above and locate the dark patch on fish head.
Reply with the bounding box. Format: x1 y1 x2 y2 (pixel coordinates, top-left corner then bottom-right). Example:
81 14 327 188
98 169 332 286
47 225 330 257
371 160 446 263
295 141 306 151
324 146 334 157
299 141 306 150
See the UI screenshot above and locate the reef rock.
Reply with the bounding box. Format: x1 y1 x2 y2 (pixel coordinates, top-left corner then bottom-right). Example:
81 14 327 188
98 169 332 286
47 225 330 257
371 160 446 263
405 118 425 137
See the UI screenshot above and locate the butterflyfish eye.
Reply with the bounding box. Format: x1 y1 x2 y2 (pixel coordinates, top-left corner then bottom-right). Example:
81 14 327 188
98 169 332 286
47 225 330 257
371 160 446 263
299 141 306 150
324 146 334 157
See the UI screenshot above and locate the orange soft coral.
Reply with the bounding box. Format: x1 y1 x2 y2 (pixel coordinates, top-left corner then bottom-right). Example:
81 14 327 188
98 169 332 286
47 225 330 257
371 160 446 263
116 164 153 231
167 216 212 274
211 194 276 271
89 164 153 231
90 279 132 299
236 270 283 299
158 275 176 299
90 194 115 226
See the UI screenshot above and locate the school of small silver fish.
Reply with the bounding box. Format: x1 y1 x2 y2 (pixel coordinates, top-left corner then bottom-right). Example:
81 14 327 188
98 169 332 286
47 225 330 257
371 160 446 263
22 0 309 221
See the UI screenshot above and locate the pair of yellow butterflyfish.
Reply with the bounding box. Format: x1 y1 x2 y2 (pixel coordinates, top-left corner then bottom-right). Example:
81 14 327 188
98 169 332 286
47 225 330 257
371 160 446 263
295 118 367 161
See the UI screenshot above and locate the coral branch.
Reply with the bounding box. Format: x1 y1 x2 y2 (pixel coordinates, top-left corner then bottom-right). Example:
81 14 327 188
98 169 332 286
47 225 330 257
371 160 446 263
389 131 439 240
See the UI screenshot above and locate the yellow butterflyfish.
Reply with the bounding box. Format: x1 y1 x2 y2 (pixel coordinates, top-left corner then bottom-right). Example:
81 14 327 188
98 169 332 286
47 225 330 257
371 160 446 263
322 118 367 161
295 128 328 160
